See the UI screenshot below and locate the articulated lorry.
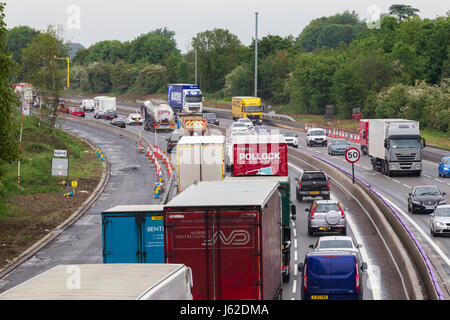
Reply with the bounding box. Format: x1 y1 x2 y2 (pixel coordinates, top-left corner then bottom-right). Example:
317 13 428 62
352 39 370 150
368 119 425 176
229 134 293 283
164 179 283 300
168 84 203 113
140 100 175 132
176 135 225 193
232 96 263 125
94 96 116 119
0 264 193 300
102 205 165 263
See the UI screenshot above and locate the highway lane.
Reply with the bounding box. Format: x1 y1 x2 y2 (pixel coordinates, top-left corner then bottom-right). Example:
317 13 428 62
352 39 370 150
0 118 160 293
213 117 450 292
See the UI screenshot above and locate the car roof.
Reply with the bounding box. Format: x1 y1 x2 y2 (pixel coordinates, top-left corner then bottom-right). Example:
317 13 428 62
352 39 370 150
318 236 354 242
307 250 358 257
314 199 340 205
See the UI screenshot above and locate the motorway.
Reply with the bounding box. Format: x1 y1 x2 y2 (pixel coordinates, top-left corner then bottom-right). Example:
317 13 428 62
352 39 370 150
2 99 447 299
0 117 160 293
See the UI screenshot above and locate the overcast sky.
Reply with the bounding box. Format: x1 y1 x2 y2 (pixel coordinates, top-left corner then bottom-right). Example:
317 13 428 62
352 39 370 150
4 0 448 52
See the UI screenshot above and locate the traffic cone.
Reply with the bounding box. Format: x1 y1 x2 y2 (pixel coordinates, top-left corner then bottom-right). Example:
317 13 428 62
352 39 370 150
349 133 354 142
304 124 308 133
328 129 332 137
355 135 360 143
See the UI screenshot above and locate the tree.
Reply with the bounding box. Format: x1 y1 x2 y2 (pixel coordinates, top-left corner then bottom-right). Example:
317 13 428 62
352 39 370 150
192 28 244 92
127 30 179 65
389 4 420 21
0 3 19 169
5 25 39 64
21 25 68 127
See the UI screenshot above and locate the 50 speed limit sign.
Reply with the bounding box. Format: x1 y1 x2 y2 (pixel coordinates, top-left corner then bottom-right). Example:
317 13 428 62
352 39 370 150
345 148 360 163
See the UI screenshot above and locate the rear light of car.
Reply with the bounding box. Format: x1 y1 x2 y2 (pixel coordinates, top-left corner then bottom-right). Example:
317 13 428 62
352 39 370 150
311 203 316 220
355 263 360 291
298 182 302 189
326 181 330 189
339 203 345 219
303 264 308 291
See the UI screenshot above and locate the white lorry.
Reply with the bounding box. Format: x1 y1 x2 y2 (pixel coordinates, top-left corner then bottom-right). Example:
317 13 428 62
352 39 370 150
368 119 425 176
81 99 94 112
94 96 116 119
177 135 225 193
0 264 193 300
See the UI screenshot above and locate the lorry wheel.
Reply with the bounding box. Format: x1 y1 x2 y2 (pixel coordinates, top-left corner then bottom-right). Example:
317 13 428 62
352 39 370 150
308 227 314 236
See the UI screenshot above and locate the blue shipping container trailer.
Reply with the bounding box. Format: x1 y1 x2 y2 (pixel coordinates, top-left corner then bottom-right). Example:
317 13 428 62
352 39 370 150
102 205 165 263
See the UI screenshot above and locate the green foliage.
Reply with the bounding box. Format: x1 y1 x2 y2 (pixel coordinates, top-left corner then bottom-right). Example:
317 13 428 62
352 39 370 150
5 25 40 65
0 3 19 170
295 10 367 52
389 4 420 21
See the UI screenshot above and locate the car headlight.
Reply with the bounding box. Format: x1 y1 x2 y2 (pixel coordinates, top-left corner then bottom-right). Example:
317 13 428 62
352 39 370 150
411 200 421 205
436 221 446 228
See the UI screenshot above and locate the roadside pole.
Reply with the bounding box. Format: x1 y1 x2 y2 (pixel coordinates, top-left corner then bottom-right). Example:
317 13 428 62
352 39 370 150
345 148 361 184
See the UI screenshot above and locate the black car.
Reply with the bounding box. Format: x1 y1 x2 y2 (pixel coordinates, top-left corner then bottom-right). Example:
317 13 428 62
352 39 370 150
110 117 126 128
295 171 331 202
203 112 219 125
408 185 446 213
105 109 118 120
166 131 184 153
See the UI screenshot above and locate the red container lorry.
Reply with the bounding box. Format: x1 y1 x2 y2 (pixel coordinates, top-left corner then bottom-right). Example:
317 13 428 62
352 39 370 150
232 134 288 176
164 179 283 300
359 119 369 155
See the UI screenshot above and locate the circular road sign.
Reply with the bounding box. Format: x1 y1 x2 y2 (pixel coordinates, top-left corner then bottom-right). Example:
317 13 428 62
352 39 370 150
345 147 361 163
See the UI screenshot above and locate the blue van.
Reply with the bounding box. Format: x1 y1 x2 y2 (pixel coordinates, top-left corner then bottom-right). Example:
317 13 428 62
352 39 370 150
298 251 367 300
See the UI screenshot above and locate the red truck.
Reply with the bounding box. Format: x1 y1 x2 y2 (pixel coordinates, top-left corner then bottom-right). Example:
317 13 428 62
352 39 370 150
232 134 288 176
359 119 369 155
164 179 283 300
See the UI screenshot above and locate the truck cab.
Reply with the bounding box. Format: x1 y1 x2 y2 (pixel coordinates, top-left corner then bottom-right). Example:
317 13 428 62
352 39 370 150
183 89 203 113
167 84 203 114
232 97 263 125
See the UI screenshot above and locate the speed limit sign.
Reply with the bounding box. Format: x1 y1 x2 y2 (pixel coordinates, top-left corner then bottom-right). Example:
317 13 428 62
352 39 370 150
345 148 360 163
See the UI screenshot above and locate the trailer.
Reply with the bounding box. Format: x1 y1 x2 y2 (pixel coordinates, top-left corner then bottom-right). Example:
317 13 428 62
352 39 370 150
94 96 116 119
102 205 165 263
164 179 283 300
140 100 175 132
0 264 193 300
176 135 225 193
359 119 369 155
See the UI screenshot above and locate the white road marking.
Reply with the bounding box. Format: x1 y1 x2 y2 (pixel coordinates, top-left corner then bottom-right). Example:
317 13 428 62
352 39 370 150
295 250 298 261
292 279 297 294
403 184 412 189
434 178 444 183
363 166 371 170
380 195 450 268
294 238 298 248
423 174 432 178
392 179 401 184
294 264 298 276
293 228 297 238
288 161 400 300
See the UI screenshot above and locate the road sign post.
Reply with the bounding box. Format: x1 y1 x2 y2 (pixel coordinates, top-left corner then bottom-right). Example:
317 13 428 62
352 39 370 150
345 147 361 184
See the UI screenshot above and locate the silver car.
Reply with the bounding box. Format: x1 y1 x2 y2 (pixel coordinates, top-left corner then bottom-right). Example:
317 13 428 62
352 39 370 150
430 204 450 236
309 236 364 265
306 200 347 236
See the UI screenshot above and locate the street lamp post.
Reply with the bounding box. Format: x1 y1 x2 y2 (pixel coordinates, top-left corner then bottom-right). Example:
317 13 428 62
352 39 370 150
254 12 258 98
54 56 70 88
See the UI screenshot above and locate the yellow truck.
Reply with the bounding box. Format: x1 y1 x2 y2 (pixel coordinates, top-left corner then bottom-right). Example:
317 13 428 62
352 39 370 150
231 96 263 125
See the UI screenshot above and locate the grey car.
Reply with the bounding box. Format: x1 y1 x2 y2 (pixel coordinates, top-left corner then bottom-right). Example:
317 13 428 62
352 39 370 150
305 200 347 236
430 204 450 236
328 139 350 155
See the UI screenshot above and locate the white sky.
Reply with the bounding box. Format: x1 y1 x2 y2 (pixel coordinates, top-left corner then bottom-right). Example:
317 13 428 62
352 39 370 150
4 0 449 52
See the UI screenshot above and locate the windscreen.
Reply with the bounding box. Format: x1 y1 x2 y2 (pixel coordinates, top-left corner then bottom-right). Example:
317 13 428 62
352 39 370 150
244 106 262 113
301 172 326 181
333 140 349 145
414 186 441 196
390 138 421 149
436 208 450 217
310 130 325 136
185 95 202 103
315 203 341 213
444 159 450 165
319 240 353 249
